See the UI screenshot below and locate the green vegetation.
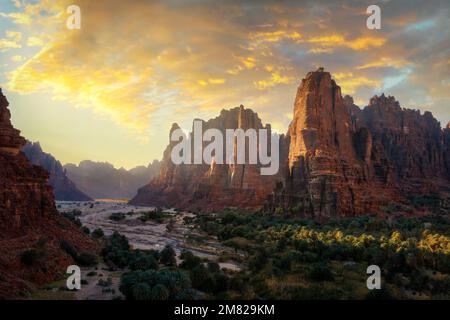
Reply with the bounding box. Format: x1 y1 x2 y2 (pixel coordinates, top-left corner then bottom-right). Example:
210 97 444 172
139 208 172 223
109 212 126 221
193 209 450 299
59 239 98 267
21 249 41 266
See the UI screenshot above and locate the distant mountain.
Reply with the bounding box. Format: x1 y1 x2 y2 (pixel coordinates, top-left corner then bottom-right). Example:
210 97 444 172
22 141 92 201
64 159 161 199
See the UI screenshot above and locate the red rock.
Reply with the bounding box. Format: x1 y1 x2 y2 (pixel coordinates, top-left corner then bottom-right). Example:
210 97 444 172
131 69 449 218
0 89 97 299
130 106 287 211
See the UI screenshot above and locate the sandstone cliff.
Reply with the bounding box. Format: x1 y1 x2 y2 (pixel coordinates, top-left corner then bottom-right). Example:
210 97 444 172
267 70 386 218
130 106 288 211
130 69 449 217
22 141 92 201
0 89 97 299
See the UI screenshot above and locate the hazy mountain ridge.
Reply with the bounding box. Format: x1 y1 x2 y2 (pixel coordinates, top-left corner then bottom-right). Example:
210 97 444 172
64 159 161 199
22 141 92 201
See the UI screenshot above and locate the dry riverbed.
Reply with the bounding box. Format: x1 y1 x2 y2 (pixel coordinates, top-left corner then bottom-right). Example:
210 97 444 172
55 200 241 300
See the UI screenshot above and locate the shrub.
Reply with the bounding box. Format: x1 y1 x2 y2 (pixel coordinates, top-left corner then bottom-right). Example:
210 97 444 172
92 228 104 238
207 262 221 274
308 262 334 282
130 254 159 271
160 245 177 266
133 283 152 300
20 249 39 266
77 252 98 267
150 284 170 300
60 240 78 260
180 251 201 270
109 212 126 221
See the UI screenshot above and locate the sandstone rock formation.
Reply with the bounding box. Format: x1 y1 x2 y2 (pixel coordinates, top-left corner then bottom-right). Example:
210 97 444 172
64 159 161 199
22 141 92 201
267 70 386 219
0 89 97 299
130 69 449 218
130 106 288 211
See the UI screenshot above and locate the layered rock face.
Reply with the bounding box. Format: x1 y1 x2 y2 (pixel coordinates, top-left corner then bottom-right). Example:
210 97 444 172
267 70 383 218
131 69 449 217
64 159 161 199
130 106 288 211
22 141 92 201
358 95 447 189
0 89 97 298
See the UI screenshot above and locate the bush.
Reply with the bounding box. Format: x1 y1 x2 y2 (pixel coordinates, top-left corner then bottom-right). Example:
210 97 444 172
180 251 201 270
20 249 39 266
160 245 177 266
150 284 170 300
207 262 221 273
60 240 78 260
133 283 152 300
92 228 104 238
130 254 159 271
109 212 126 221
308 263 334 282
120 269 191 300
77 252 98 267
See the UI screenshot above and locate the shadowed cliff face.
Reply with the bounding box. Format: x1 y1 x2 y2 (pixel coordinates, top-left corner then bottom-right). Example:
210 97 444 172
132 69 449 217
130 106 288 211
0 89 97 299
22 141 92 201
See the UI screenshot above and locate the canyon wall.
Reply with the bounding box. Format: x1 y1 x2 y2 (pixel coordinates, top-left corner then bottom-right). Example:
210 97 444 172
131 69 449 217
130 106 288 211
0 89 97 298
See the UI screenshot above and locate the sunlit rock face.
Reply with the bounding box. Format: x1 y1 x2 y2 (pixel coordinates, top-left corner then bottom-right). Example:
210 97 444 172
132 69 449 218
268 70 449 219
268 69 383 219
130 105 288 212
0 89 97 299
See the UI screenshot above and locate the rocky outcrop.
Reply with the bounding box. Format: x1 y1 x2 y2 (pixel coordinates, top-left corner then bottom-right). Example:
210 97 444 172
64 159 161 199
357 94 445 187
130 69 449 217
130 106 288 211
22 141 92 201
267 70 386 218
0 89 97 299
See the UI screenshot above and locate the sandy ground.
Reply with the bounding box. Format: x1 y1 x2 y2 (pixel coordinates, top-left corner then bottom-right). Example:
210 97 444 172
56 200 241 300
57 200 241 270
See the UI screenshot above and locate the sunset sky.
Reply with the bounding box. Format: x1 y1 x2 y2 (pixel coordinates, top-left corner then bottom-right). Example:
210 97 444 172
0 0 449 169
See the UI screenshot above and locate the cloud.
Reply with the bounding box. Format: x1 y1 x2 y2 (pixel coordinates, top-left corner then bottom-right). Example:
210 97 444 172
0 30 22 52
27 36 45 47
11 55 22 62
1 0 449 142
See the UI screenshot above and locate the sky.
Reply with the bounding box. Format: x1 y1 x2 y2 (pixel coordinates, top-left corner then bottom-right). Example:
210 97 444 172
0 0 449 169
